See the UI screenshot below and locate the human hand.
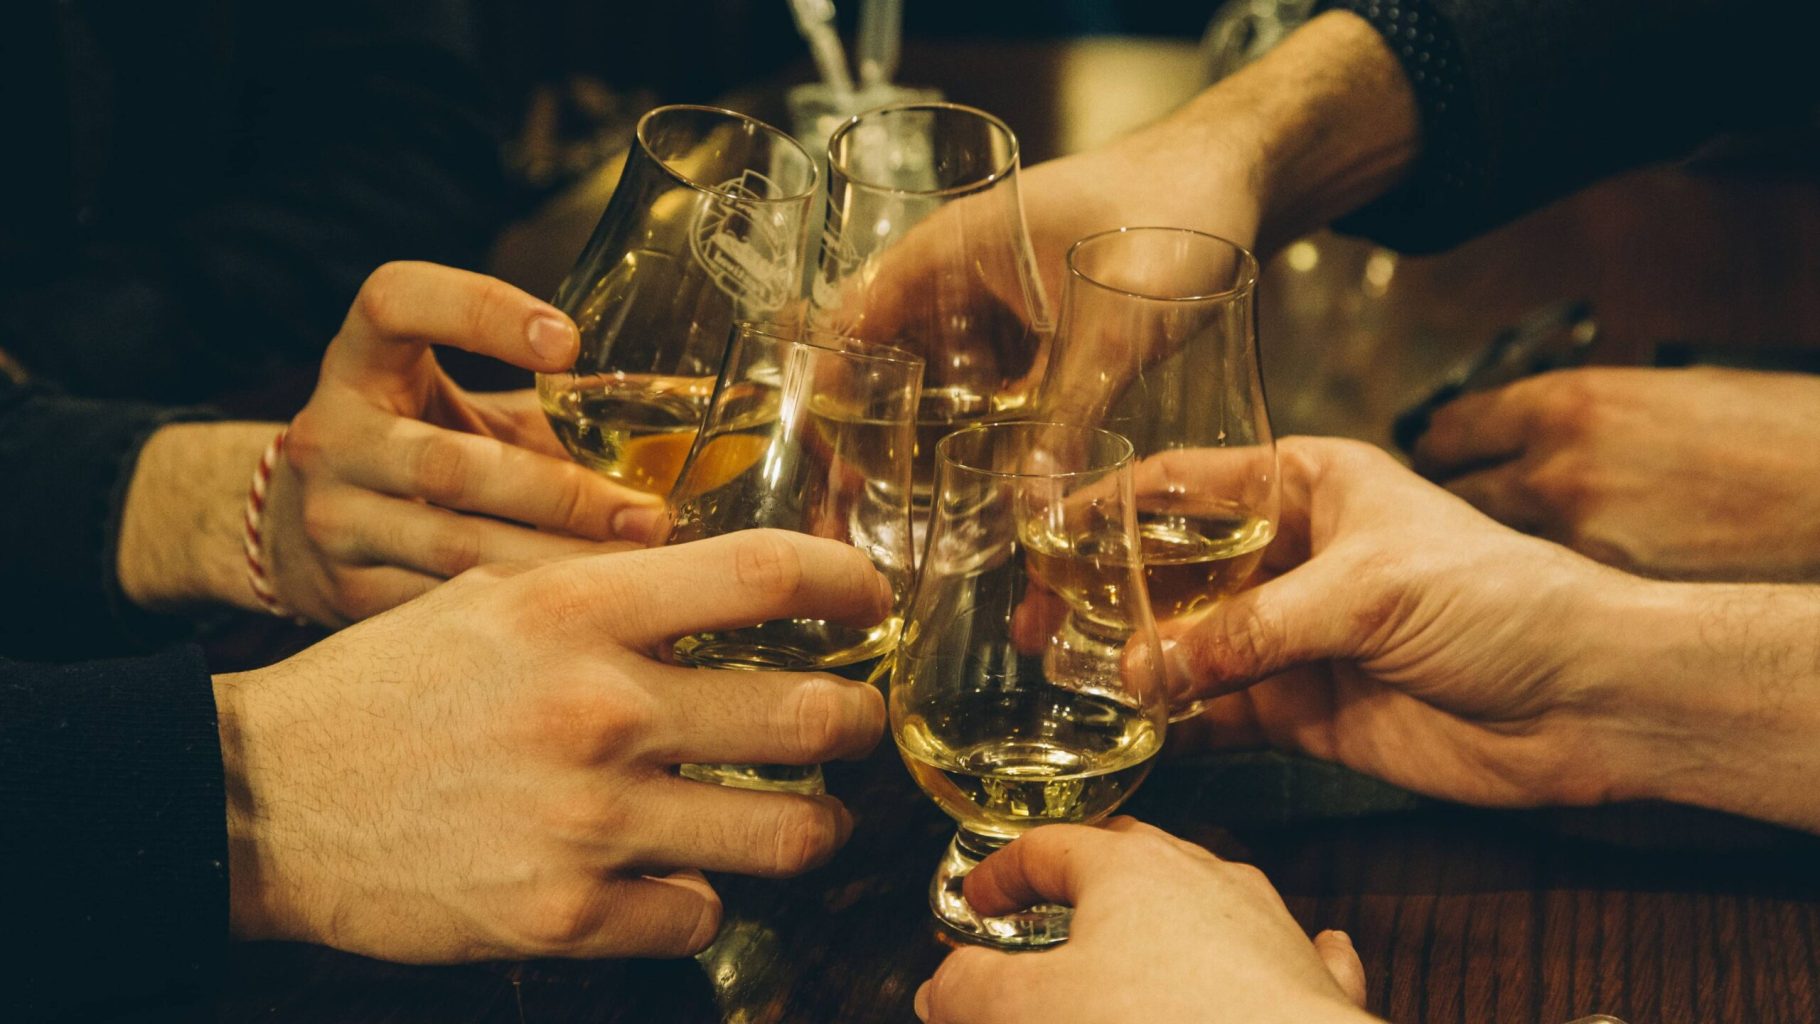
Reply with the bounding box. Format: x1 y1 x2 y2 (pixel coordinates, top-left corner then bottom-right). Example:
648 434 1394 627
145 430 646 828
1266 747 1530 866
1413 366 1820 582
217 529 892 961
263 261 666 625
1159 436 1655 809
915 817 1372 1024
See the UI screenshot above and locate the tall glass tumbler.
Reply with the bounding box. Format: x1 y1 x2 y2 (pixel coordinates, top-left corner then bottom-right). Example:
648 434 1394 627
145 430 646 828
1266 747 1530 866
539 106 819 497
812 103 1053 544
891 422 1168 947
1037 227 1277 723
664 322 923 794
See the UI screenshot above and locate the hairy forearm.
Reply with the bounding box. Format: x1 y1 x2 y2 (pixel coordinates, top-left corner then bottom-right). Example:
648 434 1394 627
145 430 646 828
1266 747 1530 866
1141 11 1419 253
1588 580 1820 833
118 421 279 613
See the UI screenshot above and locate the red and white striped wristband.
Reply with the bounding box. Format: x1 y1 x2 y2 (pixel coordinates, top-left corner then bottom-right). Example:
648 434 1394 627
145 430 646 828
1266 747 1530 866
242 427 291 617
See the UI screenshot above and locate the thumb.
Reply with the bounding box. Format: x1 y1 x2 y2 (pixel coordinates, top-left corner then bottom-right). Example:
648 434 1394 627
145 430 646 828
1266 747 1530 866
1313 929 1367 1006
1158 551 1377 700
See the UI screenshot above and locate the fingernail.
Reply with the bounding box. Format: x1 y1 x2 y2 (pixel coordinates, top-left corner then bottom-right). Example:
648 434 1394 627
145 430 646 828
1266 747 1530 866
1336 930 1355 948
913 983 931 1021
612 504 668 544
528 314 577 365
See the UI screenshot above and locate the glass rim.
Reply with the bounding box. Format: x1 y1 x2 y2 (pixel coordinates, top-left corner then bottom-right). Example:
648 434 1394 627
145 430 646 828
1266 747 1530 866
736 321 927 372
826 101 1021 199
635 104 819 204
935 420 1134 480
1066 226 1260 303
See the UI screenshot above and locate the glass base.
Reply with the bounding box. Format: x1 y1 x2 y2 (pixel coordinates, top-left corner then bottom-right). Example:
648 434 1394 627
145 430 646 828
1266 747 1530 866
930 830 1071 948
679 762 826 795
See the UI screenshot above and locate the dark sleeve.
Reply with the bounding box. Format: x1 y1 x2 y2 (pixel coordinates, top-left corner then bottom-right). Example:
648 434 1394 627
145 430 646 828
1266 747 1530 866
0 646 228 1021
0 0 508 404
0 375 214 661
1318 0 1817 252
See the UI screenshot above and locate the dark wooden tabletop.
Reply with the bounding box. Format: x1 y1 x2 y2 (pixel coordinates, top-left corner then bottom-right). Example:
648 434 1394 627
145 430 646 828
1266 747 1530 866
217 741 1820 1023
205 36 1820 1024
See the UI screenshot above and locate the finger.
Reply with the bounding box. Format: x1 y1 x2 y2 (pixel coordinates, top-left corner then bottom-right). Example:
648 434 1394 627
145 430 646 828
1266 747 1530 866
1411 384 1535 477
1314 930 1368 1006
317 490 638 579
557 530 894 648
626 781 855 878
919 945 1042 1024
328 414 666 542
962 822 1191 916
1441 464 1547 534
542 870 723 958
463 388 572 458
644 666 885 765
1155 551 1369 699
291 564 443 627
326 261 580 388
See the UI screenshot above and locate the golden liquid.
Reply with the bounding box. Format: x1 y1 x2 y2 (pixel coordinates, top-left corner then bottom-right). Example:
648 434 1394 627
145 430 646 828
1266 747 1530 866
668 389 913 670
1022 512 1272 627
1138 514 1273 619
542 375 714 495
894 684 1160 841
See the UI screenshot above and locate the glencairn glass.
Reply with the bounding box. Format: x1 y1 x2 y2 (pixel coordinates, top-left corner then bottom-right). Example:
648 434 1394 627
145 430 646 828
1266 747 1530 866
812 103 1053 539
539 106 818 496
664 322 922 793
890 422 1167 946
1038 227 1277 722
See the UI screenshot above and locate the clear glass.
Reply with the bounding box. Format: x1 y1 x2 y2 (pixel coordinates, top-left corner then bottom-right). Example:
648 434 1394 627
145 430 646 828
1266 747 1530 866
812 102 1053 551
1038 227 1277 723
539 105 819 497
890 422 1168 946
664 322 923 793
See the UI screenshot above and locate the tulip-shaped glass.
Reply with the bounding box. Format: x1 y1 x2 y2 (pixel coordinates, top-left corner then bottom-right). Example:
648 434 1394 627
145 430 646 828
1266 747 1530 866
812 103 1053 541
1037 228 1277 722
890 422 1167 946
540 105 818 496
664 322 923 793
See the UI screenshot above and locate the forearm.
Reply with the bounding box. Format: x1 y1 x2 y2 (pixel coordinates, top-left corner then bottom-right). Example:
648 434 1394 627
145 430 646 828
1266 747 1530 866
119 421 281 614
1587 579 1820 833
1130 11 1418 254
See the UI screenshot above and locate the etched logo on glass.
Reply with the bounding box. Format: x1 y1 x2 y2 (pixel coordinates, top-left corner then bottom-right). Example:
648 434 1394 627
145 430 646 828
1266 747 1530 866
691 170 798 314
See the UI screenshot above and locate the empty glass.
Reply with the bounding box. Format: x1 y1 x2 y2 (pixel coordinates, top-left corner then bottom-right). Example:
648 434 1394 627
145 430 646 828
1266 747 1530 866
890 422 1168 946
1037 227 1277 722
664 322 923 793
812 102 1053 544
539 105 819 496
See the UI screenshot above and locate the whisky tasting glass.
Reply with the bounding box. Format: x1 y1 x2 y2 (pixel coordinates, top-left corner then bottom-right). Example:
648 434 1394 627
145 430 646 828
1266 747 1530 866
663 322 923 794
1037 227 1277 722
812 102 1053 545
538 105 819 496
890 422 1167 947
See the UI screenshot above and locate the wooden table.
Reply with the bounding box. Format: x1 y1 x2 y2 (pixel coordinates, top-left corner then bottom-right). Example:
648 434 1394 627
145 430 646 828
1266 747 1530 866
213 37 1820 1024
218 742 1820 1023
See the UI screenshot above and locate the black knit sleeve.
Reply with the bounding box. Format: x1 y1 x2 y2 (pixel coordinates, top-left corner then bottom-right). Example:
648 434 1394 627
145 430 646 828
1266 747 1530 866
0 645 228 1021
0 376 215 660
1318 0 1817 252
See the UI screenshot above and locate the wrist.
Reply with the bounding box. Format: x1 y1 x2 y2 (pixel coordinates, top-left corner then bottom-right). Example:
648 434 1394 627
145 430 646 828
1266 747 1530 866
118 421 279 612
1573 577 1820 831
216 665 312 943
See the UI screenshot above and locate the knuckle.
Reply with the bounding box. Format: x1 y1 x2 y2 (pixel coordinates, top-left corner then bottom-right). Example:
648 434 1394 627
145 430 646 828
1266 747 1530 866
786 677 856 761
540 687 654 762
513 880 605 954
354 261 416 335
463 275 520 341
298 495 342 548
766 799 843 876
423 523 484 577
732 531 807 605
408 434 472 505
